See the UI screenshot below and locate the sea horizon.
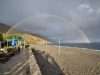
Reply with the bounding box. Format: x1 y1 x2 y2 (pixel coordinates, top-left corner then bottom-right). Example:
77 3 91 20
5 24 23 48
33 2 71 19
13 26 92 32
49 43 100 51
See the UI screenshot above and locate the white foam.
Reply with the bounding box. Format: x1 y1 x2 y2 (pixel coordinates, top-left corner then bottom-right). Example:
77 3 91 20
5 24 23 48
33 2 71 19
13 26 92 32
54 45 100 52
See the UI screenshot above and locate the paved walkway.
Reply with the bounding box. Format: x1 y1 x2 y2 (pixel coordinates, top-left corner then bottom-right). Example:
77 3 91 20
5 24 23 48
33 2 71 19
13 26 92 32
0 48 30 75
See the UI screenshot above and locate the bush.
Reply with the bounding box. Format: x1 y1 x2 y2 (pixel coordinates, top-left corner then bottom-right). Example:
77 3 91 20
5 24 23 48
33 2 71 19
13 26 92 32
0 34 4 41
6 34 21 39
7 48 15 53
31 48 35 52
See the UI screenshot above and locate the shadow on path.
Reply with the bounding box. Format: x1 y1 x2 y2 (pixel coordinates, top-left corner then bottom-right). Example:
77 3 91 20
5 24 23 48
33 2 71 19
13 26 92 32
32 49 64 75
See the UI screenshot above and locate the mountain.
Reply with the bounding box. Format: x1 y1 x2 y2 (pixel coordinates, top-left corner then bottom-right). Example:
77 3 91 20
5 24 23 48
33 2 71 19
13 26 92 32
0 23 48 44
20 33 48 44
0 23 11 33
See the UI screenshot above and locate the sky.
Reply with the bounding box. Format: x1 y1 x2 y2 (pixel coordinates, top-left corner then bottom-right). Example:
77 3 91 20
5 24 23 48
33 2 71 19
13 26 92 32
0 0 100 43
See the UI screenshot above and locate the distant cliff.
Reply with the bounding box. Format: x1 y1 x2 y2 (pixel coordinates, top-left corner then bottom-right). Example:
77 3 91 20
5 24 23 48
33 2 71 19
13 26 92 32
0 23 11 33
20 33 48 45
0 23 48 44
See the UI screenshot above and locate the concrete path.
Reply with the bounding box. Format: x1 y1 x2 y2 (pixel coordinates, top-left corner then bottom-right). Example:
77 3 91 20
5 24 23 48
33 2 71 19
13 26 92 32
0 48 31 75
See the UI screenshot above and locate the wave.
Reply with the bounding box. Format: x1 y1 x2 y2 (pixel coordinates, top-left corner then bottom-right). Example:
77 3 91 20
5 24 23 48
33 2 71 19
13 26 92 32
61 46 100 52
53 44 100 52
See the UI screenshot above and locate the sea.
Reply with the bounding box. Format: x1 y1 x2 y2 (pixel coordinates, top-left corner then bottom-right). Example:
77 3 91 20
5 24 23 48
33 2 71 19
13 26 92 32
50 43 100 51
60 43 100 51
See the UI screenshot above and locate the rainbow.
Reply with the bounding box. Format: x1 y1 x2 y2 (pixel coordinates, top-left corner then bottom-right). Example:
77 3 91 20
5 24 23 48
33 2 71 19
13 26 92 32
7 14 90 43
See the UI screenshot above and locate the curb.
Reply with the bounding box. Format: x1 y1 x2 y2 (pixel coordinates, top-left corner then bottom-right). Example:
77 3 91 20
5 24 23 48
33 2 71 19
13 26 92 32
29 48 41 75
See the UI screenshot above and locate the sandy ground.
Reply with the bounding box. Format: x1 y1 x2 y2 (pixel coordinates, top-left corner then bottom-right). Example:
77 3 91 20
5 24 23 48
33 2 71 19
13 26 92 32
33 44 100 75
1 45 100 75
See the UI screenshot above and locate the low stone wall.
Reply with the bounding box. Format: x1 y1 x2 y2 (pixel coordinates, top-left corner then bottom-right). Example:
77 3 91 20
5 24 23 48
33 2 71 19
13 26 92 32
29 48 41 75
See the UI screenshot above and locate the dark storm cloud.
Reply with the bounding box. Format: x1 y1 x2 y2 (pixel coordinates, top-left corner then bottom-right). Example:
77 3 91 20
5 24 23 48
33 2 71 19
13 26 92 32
0 0 100 43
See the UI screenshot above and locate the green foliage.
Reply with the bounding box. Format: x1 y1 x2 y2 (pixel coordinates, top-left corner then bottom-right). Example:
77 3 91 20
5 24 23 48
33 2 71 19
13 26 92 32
6 34 21 39
31 48 36 53
0 34 4 41
7 48 15 53
25 40 30 44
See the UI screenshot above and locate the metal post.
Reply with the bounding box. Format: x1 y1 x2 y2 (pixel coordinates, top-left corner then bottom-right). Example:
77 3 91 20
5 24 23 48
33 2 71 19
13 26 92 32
0 42 1 49
59 36 61 56
7 40 8 48
46 42 47 52
24 39 25 49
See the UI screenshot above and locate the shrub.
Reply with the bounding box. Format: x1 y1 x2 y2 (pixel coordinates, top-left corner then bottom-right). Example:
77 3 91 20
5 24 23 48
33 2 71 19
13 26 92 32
6 34 21 39
0 34 4 41
7 48 15 53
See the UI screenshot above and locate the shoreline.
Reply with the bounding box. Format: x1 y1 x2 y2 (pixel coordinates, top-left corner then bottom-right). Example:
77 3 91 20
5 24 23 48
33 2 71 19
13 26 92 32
52 45 100 52
61 46 100 52
33 44 100 75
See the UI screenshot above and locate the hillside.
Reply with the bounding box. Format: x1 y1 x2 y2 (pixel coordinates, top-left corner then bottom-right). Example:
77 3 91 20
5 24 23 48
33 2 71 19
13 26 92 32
3 33 48 45
0 23 11 33
0 23 48 44
19 33 48 45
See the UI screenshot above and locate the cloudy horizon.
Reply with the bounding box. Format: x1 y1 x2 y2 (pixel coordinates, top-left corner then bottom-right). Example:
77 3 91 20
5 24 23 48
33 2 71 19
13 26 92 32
0 0 100 43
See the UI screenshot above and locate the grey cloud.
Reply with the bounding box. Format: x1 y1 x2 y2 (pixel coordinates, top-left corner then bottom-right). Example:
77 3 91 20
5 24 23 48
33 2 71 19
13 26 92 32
0 0 100 43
